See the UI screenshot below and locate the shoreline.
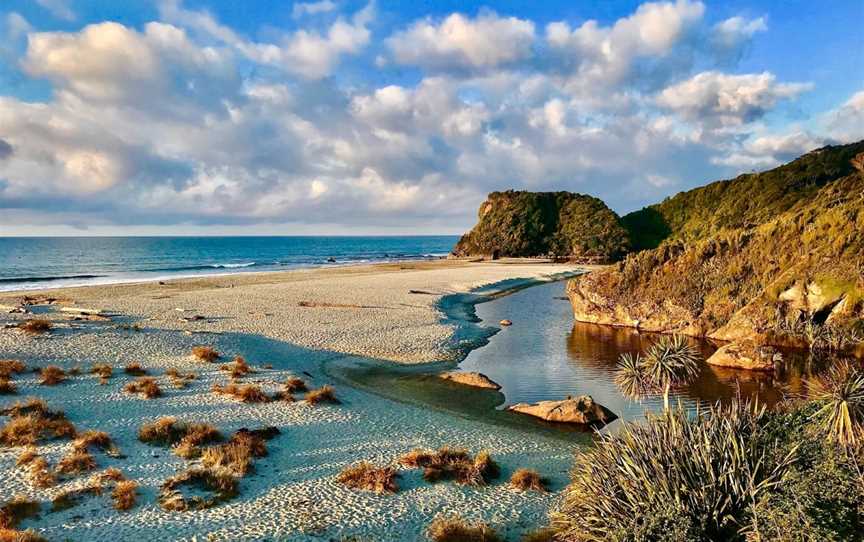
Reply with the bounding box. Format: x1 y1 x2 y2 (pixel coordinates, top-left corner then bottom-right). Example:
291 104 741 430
1 259 585 540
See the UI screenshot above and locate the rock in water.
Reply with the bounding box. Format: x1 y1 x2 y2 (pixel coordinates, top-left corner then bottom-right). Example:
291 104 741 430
707 342 781 371
507 396 616 425
439 371 502 390
499 319 512 326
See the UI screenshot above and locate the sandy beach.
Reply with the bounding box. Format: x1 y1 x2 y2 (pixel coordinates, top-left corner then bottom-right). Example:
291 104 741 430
0 260 584 541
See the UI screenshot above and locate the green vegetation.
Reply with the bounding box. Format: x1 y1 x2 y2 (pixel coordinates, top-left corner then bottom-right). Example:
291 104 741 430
614 335 701 409
550 395 864 541
453 191 630 261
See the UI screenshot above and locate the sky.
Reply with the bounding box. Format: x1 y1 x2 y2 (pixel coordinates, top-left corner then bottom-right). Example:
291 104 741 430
0 0 862 236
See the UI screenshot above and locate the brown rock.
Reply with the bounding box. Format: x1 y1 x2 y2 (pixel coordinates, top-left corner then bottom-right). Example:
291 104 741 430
507 396 616 425
439 371 502 390
707 342 781 371
499 319 513 326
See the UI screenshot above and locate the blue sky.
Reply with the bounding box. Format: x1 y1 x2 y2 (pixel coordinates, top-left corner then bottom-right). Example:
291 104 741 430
0 0 862 235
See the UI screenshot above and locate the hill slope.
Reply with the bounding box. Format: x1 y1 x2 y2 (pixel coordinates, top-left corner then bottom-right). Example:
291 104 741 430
568 141 864 357
452 191 630 262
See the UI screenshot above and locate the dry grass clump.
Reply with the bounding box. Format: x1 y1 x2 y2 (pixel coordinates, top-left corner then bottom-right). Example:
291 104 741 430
427 515 502 542
27 457 56 489
139 417 184 446
200 427 278 475
19 319 51 334
173 424 223 459
220 356 253 378
0 378 15 395
90 364 113 384
165 368 196 389
0 401 76 446
305 384 339 405
73 430 120 457
0 360 26 378
112 480 139 511
509 468 547 492
337 462 399 494
212 382 270 403
38 366 65 386
98 467 125 483
283 376 308 393
0 497 40 530
51 484 103 512
400 447 499 487
15 448 38 467
191 346 220 363
0 528 47 542
123 363 147 376
124 377 162 399
55 448 96 475
139 418 222 459
159 468 238 511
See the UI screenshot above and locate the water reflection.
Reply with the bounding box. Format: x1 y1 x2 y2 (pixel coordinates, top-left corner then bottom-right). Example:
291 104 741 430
457 281 830 427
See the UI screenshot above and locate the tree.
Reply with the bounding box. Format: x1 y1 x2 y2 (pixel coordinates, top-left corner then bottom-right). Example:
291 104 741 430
614 335 701 410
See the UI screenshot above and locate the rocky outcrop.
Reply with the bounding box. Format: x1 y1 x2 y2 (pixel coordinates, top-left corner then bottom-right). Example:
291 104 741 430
507 396 616 425
707 342 781 371
439 371 502 390
452 191 630 262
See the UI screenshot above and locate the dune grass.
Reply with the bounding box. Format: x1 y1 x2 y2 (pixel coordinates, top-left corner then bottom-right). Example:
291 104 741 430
0 360 26 378
509 469 547 492
427 515 502 542
0 378 15 395
220 356 253 378
0 401 76 446
19 319 51 334
337 462 399 494
305 385 338 405
55 448 97 475
0 497 40 530
283 376 308 393
112 480 139 511
124 377 162 399
123 363 147 376
90 364 113 384
212 383 270 403
38 366 65 386
399 446 499 487
191 346 220 363
159 468 238 511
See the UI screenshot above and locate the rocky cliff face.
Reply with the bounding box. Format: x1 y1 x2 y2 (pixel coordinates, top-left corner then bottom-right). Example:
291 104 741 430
452 191 630 262
567 142 864 359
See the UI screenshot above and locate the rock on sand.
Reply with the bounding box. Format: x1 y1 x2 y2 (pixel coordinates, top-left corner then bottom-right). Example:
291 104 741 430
439 371 502 390
507 396 616 425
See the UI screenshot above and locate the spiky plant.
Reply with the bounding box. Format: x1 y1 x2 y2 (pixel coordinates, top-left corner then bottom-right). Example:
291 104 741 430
805 360 864 448
615 335 701 409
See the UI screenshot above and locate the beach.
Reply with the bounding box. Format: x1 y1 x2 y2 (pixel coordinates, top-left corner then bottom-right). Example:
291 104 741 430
0 260 583 541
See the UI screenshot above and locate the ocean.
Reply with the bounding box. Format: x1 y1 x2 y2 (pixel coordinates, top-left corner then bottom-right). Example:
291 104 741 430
0 236 458 291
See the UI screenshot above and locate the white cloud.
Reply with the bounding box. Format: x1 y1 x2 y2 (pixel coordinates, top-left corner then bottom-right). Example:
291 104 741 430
292 0 338 19
657 71 812 126
36 0 76 22
825 90 864 142
711 15 766 60
386 12 535 70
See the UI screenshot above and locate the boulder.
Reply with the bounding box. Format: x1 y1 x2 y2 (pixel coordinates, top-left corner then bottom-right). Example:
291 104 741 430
439 371 502 390
707 342 781 371
499 319 513 326
507 396 616 425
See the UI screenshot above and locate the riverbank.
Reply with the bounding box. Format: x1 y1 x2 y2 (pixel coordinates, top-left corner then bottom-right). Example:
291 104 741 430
0 260 584 541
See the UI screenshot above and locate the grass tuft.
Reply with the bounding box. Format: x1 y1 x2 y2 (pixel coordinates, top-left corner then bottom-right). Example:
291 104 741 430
0 360 26 378
124 377 162 399
55 448 96 475
427 515 502 542
191 346 220 363
220 356 253 378
19 319 51 334
112 480 139 511
0 378 15 395
158 468 238 511
38 366 65 386
0 497 40 530
305 385 338 405
123 363 147 376
283 376 308 393
0 402 76 446
212 383 270 403
337 462 399 494
509 468 547 492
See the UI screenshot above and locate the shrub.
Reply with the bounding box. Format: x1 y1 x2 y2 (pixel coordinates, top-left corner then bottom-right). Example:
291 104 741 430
0 529 46 542
0 360 25 378
550 400 804 542
191 346 219 363
166 368 195 389
220 356 252 378
124 363 147 376
172 424 223 459
427 515 502 542
0 378 15 395
509 469 547 492
19 319 50 334
398 448 436 468
55 448 96 475
38 366 65 386
159 468 238 511
805 360 864 447
337 462 399 494
212 383 270 403
90 364 113 383
139 418 222 452
305 385 338 405
283 376 308 393
112 480 138 511
407 447 499 487
73 430 119 457
124 377 162 399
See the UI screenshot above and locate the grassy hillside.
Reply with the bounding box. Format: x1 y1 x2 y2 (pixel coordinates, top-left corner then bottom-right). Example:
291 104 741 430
622 142 864 250
452 191 630 262
569 141 864 354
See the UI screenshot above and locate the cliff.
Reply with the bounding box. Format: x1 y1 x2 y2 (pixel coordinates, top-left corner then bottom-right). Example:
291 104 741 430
567 141 864 358
451 191 630 262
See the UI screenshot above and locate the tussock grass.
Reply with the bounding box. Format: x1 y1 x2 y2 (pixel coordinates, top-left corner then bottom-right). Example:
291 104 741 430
0 402 76 446
337 462 399 494
139 418 222 460
112 480 138 511
38 366 65 386
220 356 252 378
191 346 220 363
509 469 547 492
55 448 96 475
90 364 112 384
73 430 120 457
0 528 46 542
283 376 308 393
200 427 277 476
27 457 56 489
159 468 238 511
165 368 196 389
401 447 499 487
0 497 40 530
98 468 125 483
15 448 38 467
305 385 338 405
51 484 103 512
427 515 502 542
212 383 270 403
520 528 557 542
19 319 50 334
805 360 864 447
124 377 162 399
123 363 147 376
0 360 26 378
0 378 15 395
